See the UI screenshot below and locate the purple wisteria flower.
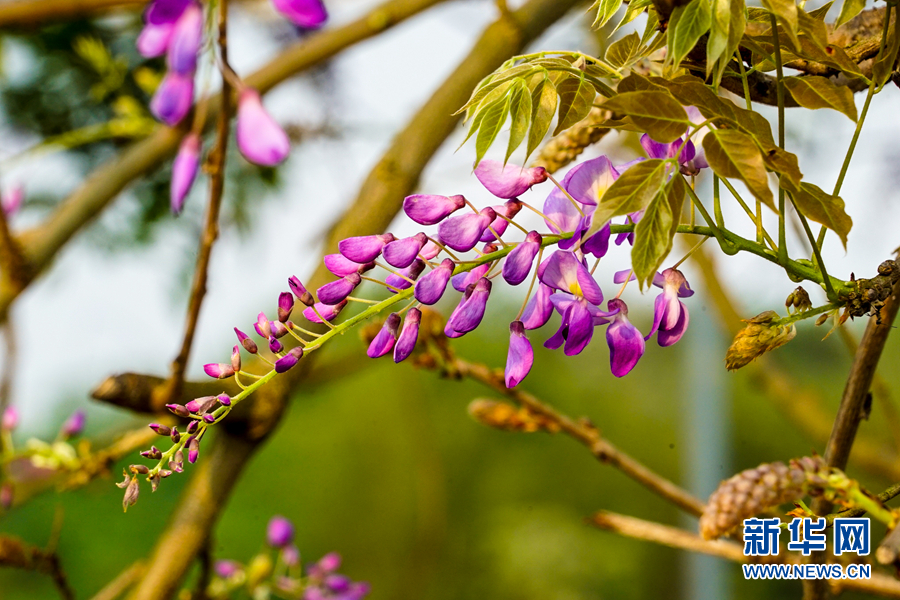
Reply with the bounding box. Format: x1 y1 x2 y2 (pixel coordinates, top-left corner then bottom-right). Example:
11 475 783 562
383 233 427 268
368 313 401 358
271 0 328 29
171 133 201 214
304 300 347 323
385 259 426 292
645 268 693 347
137 21 174 57
150 71 194 126
267 515 295 547
479 199 523 242
324 254 368 277
505 321 533 388
394 307 421 363
474 160 548 198
289 276 315 306
606 298 644 377
446 278 491 335
61 410 86 438
145 0 191 25
317 273 361 305
403 194 466 225
167 2 202 74
236 88 291 166
437 207 496 252
502 231 541 285
275 346 304 373
278 292 294 322
204 362 236 379
451 261 490 292
640 133 708 176
520 283 554 330
565 155 619 206
338 233 395 263
414 258 454 304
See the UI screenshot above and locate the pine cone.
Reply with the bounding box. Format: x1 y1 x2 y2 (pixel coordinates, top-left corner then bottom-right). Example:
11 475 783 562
699 456 829 539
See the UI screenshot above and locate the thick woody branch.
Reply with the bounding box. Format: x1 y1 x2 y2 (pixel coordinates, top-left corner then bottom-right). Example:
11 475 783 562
449 357 706 517
0 535 75 600
0 0 145 29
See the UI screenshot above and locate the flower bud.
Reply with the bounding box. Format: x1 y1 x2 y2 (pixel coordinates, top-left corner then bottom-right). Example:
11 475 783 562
203 363 235 379
367 313 401 358
414 258 454 305
316 273 361 305
403 194 466 225
185 396 217 414
438 207 496 252
171 133 201 215
170 426 181 443
255 312 272 339
303 300 347 323
272 0 328 28
188 436 200 463
278 292 294 322
288 277 315 306
217 394 231 407
236 88 290 166
166 2 202 74
393 308 421 363
338 234 396 263
382 233 428 269
447 278 491 334
203 414 216 423
186 420 199 434
122 476 140 512
136 21 174 58
60 410 86 438
269 337 283 354
233 328 258 354
267 515 295 547
141 446 162 460
231 345 241 372
385 259 426 292
130 464 150 475
215 559 241 579
170 449 184 473
274 346 304 373
149 423 172 436
474 160 547 198
166 403 191 418
150 71 194 126
1 407 18 431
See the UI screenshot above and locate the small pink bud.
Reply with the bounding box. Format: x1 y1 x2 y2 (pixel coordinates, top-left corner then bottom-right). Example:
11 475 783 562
236 88 290 166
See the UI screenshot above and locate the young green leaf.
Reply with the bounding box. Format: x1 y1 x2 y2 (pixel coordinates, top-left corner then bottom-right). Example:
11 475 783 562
553 75 596 136
807 0 833 19
783 76 858 121
588 159 669 238
758 142 802 190
592 0 626 28
602 91 689 143
526 78 558 160
474 95 510 167
702 129 775 210
505 81 533 163
788 183 852 248
834 0 865 28
606 32 641 69
632 179 677 288
707 0 733 73
668 0 712 69
616 0 654 31
873 5 900 87
761 0 800 51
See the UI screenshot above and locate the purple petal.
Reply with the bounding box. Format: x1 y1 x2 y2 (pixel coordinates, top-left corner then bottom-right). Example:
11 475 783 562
146 0 191 25
403 194 466 225
538 251 603 305
479 199 523 242
520 283 554 330
316 273 360 305
235 327 258 354
474 160 548 198
657 301 689 347
204 363 235 379
171 133 201 214
420 240 441 260
615 211 642 246
393 308 421 363
640 134 680 160
236 88 290 166
505 321 533 388
447 278 491 334
367 313 401 358
167 2 202 74
272 0 328 29
136 21 174 57
215 560 240 579
565 156 620 206
278 292 294 322
255 311 272 338
614 269 637 284
267 515 295 547
542 165 586 233
150 71 194 126
502 231 541 286
383 232 427 268
654 267 694 297
414 259 454 305
437 208 496 252
324 253 364 276
61 410 86 437
582 221 610 258
274 347 304 372
563 300 595 356
303 300 347 323
452 263 490 293
338 233 395 263
606 299 644 377
385 259 426 292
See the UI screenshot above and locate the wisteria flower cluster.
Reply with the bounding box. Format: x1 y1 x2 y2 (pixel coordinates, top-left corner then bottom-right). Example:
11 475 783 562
1 407 87 511
205 515 369 599
138 0 327 213
123 130 710 506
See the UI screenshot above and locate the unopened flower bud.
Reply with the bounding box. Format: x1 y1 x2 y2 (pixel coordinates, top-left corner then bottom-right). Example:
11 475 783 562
141 446 163 460
149 423 172 436
288 276 315 306
203 414 216 423
170 426 181 443
725 311 797 371
187 421 199 434
235 328 258 354
815 313 830 326
267 515 295 547
367 313 401 358
303 300 347 323
785 286 812 312
188 436 200 463
130 464 150 475
166 403 190 417
217 394 231 407
1 407 18 431
278 292 294 322
255 312 272 339
60 410 86 438
236 88 290 166
122 477 140 512
215 559 241 579
204 363 235 379
270 320 289 339
231 345 242 372
185 396 217 414
171 131 201 215
274 346 304 373
269 337 283 354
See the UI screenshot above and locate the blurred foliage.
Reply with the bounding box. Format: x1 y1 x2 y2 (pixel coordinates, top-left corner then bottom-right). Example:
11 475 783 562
0 302 894 600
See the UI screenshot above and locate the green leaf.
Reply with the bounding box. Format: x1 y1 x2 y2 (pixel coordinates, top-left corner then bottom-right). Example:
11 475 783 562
707 0 732 70
526 78 558 160
632 191 673 288
788 182 852 248
783 76 858 121
553 75 595 136
796 7 828 51
616 0 654 31
617 72 668 93
504 81 532 163
761 0 800 51
668 0 712 68
807 1 833 19
835 0 865 28
757 141 802 190
873 6 900 87
592 0 625 28
702 129 775 210
474 95 510 167
640 9 662 47
588 159 669 238
606 32 641 69
602 91 689 143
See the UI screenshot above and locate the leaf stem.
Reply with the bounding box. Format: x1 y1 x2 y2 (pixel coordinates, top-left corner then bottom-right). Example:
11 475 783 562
769 12 787 265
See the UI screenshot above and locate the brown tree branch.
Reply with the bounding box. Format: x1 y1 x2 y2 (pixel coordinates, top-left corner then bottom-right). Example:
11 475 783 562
0 534 75 600
447 356 707 517
162 0 233 407
0 0 145 29
0 0 451 322
88 561 144 600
